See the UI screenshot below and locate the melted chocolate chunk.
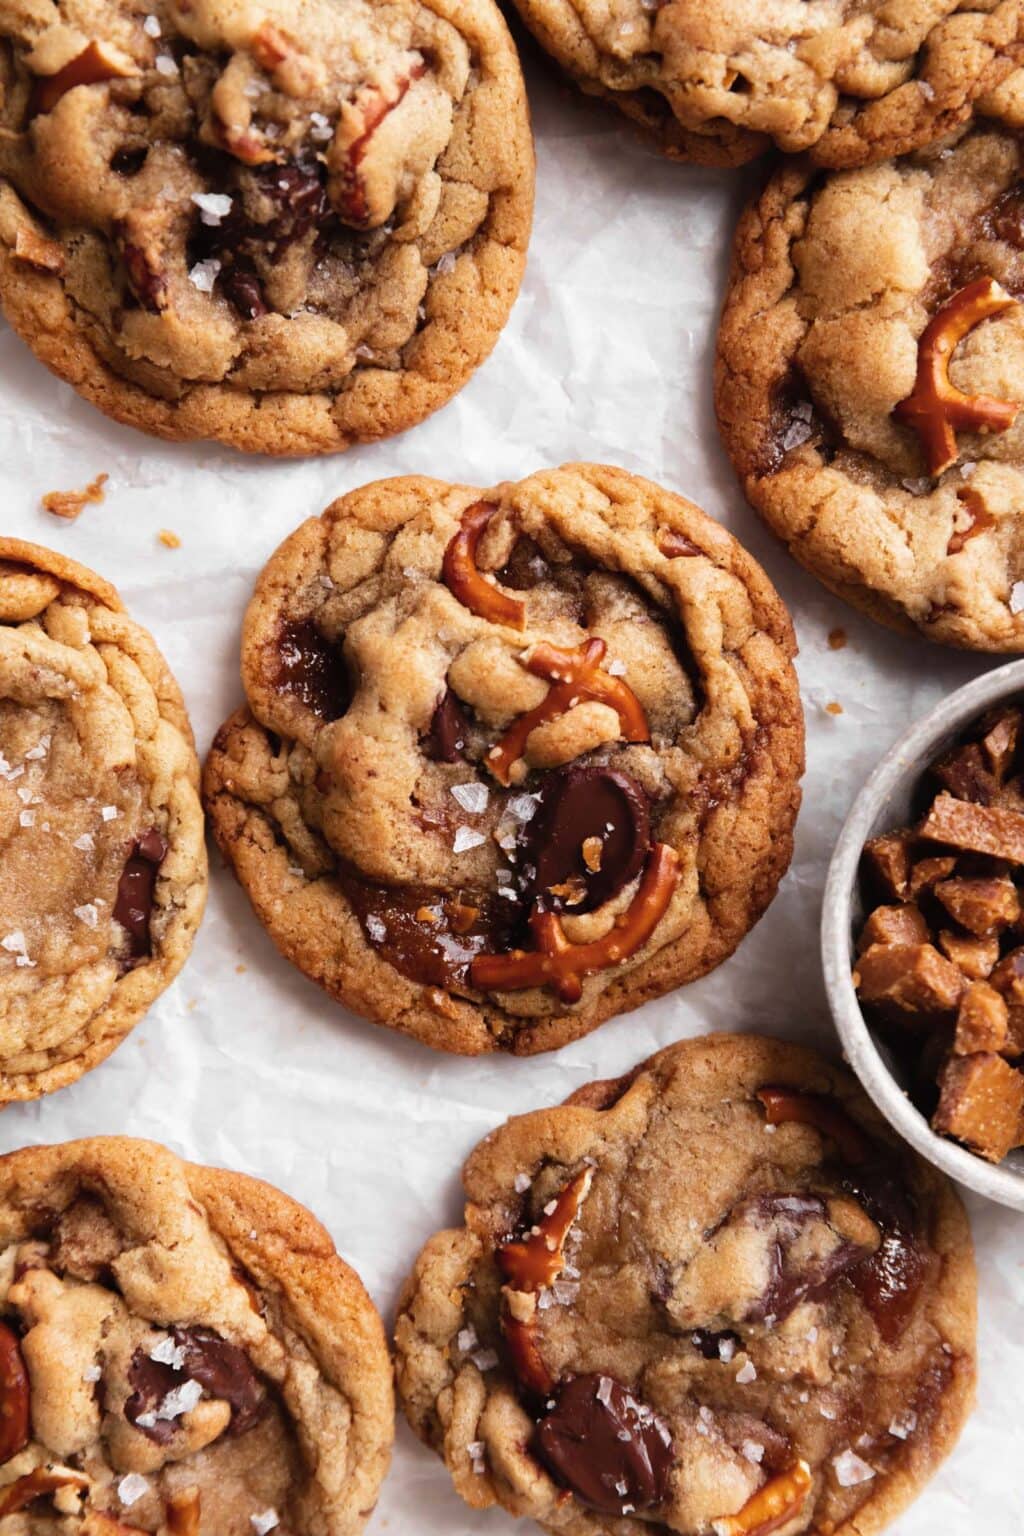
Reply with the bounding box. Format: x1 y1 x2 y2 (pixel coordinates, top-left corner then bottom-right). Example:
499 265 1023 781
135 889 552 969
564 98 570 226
424 689 471 763
125 1327 266 1443
113 830 167 966
257 162 330 247
982 183 1024 250
735 1193 869 1326
272 619 352 721
524 766 650 915
221 262 267 320
534 1374 673 1516
341 876 523 988
496 537 551 591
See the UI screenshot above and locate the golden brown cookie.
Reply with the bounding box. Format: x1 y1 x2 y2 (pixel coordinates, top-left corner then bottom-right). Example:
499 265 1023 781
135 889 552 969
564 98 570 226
203 465 804 1056
0 539 206 1102
715 113 1024 650
394 1033 977 1536
0 0 534 454
0 1135 393 1534
506 0 1023 168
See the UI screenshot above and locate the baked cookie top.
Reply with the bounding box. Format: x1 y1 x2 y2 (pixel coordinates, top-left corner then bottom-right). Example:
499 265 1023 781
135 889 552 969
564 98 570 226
0 539 206 1102
203 465 804 1056
0 1136 393 1535
716 113 1024 650
507 0 1022 168
0 0 533 454
394 1033 976 1536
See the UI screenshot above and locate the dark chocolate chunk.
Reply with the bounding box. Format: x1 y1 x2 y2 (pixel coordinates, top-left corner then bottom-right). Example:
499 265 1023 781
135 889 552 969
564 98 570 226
738 1193 869 1326
524 766 650 914
113 830 167 965
125 1327 266 1443
424 689 470 763
272 619 351 721
836 1166 927 1344
220 262 267 320
341 876 523 989
257 162 330 247
534 1374 672 1516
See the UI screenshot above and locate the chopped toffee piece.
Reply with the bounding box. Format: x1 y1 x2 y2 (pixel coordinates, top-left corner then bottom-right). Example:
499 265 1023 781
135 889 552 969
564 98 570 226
933 1053 1024 1162
857 903 929 952
954 981 1009 1056
937 930 999 981
934 875 1020 936
919 792 1024 863
862 832 913 901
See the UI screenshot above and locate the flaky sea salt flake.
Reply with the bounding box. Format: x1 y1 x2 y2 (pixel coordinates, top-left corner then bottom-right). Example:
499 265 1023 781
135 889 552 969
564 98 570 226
453 827 486 853
118 1473 150 1506
74 904 99 929
251 1513 279 1535
833 1449 875 1488
189 258 221 293
24 734 50 760
451 782 489 814
143 13 161 35
889 1410 917 1440
735 1360 757 1384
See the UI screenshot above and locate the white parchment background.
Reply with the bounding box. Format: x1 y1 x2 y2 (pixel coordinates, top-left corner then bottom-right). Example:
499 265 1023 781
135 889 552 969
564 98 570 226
0 45 1019 1535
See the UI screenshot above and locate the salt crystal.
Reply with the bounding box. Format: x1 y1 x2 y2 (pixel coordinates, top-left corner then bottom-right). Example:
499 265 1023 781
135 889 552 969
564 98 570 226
191 191 233 225
451 782 489 814
605 657 627 676
355 344 375 360
366 915 386 942
155 54 178 74
74 904 99 929
782 420 813 451
143 14 161 35
436 251 457 276
543 1199 557 1215
18 810 34 828
456 1326 478 1351
16 788 31 804
471 1349 498 1371
820 1403 837 1420
960 461 977 479
83 1364 102 1382
919 79 936 100
508 794 538 822
596 1376 613 1406
1010 582 1024 615
901 476 932 495
73 834 95 851
310 111 333 142
735 1360 757 1384
889 1410 917 1440
550 1279 579 1305
453 827 486 853
513 1172 531 1193
189 258 221 294
155 1379 203 1419
24 735 50 760
102 805 119 821
806 1326 818 1344
717 1336 736 1362
833 1449 875 1488
614 1479 628 1496
118 1473 150 1506
150 1334 187 1370
741 1440 764 1464
251 1513 279 1535
2 765 23 782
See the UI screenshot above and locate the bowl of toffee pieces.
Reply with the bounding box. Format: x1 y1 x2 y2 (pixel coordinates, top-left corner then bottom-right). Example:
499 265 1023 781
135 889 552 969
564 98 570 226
824 660 1024 1209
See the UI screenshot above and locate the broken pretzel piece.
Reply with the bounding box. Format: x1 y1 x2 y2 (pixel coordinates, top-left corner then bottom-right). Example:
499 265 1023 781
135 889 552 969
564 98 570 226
486 638 650 787
497 1167 593 1394
28 40 136 118
471 843 678 1002
894 278 1020 477
165 1488 201 1536
0 1464 89 1516
442 503 526 630
933 1052 1024 1162
711 1459 812 1536
919 791 1024 863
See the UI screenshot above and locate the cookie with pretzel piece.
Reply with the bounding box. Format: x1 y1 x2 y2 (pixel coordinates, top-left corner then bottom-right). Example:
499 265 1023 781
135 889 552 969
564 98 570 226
716 112 1024 650
393 1032 976 1536
203 465 804 1055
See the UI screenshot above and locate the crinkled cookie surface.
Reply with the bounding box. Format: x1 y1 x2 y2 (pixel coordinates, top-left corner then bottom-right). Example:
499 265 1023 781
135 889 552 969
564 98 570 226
0 539 205 1103
394 1033 976 1536
202 465 804 1056
508 0 1023 167
0 1136 394 1535
0 0 534 453
716 112 1024 650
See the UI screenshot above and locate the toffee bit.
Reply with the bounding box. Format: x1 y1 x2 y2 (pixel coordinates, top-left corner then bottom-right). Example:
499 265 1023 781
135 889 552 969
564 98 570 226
41 472 108 521
158 529 182 549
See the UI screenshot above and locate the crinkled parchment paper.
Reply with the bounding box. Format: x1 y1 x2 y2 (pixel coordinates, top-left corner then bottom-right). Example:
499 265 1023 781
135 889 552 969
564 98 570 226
0 51 1019 1536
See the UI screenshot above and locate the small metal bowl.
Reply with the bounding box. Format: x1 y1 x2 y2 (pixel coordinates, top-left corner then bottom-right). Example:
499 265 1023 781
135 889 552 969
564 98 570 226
822 658 1024 1211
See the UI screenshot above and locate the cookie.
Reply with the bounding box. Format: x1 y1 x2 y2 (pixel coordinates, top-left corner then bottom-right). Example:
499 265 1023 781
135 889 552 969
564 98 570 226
0 1135 393 1534
0 539 206 1102
0 0 533 455
203 464 804 1056
394 1032 976 1536
716 114 1024 650
507 0 1022 168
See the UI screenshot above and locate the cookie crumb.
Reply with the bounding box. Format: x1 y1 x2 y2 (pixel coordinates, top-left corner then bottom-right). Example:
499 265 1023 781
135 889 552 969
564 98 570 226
825 701 844 716
827 628 847 650
41 472 108 521
158 529 182 549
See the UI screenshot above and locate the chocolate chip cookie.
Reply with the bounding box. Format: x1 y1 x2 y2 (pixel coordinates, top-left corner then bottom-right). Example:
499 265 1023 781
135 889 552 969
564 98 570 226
507 0 1023 168
0 0 533 455
0 539 206 1102
394 1033 976 1536
0 1135 393 1534
716 113 1024 650
203 465 804 1056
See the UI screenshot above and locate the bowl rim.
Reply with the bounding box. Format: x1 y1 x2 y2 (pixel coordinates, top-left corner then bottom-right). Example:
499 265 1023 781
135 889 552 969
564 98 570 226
822 656 1024 1212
